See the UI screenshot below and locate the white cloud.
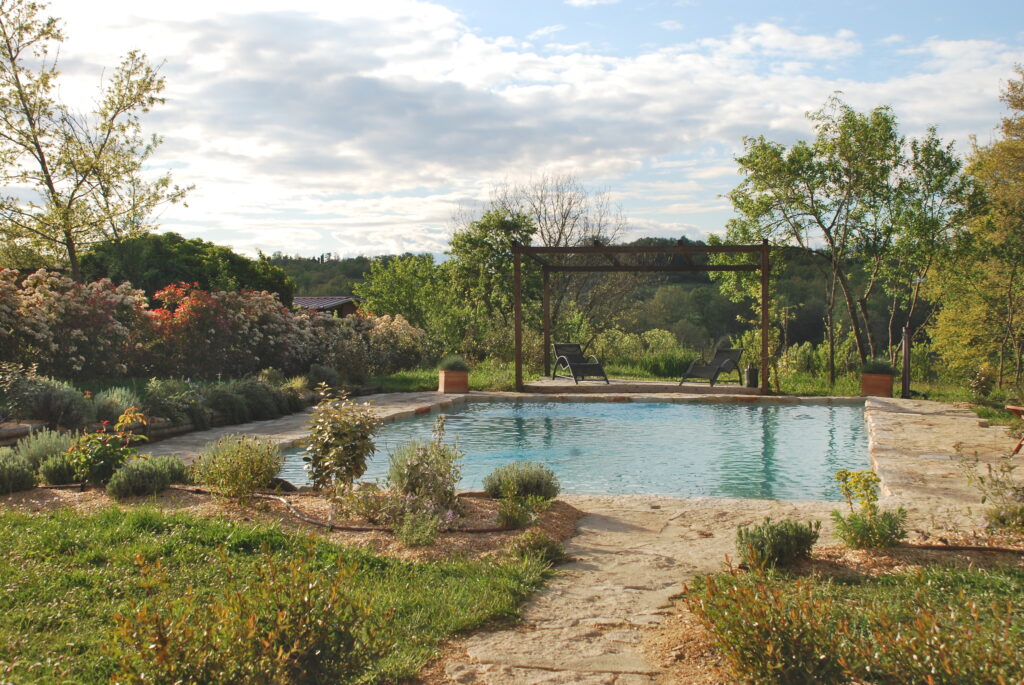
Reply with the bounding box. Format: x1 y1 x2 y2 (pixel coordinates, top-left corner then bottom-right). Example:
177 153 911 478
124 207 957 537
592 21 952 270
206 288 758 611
39 1 1024 256
659 20 684 31
565 0 620 6
527 24 566 41
881 34 905 44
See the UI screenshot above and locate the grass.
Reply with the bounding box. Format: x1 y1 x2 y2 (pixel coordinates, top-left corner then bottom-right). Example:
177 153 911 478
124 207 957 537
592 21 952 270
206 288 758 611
0 507 549 683
372 359 521 392
689 564 1024 683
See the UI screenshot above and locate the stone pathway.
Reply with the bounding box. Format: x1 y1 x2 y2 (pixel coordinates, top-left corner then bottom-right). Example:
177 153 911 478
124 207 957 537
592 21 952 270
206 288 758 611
444 495 839 684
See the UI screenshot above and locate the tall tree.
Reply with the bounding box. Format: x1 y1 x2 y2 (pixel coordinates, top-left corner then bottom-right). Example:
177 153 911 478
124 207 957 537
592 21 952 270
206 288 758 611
724 96 972 379
932 67 1024 388
0 0 189 279
487 173 635 344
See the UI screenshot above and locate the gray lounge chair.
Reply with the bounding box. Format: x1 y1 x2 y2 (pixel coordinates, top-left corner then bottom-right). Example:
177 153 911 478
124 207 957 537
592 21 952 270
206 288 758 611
679 348 743 387
552 343 609 384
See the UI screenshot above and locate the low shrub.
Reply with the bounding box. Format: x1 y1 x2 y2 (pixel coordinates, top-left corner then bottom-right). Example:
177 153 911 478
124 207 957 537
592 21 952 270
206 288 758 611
229 379 282 421
106 459 171 500
190 435 282 500
387 419 462 510
861 358 896 375
506 530 566 565
0 453 35 494
280 375 309 412
396 510 442 547
148 454 190 485
831 470 906 549
497 484 535 530
304 393 381 492
832 508 907 549
204 386 251 424
483 461 560 500
14 428 76 470
142 378 210 428
111 556 390 684
24 378 95 429
736 518 820 570
687 575 846 684
93 387 143 423
437 355 469 372
688 568 1024 684
257 367 286 386
38 452 76 485
334 483 407 525
308 363 341 388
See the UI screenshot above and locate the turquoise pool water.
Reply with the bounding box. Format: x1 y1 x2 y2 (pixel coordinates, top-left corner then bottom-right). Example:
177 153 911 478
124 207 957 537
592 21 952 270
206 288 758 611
279 400 868 501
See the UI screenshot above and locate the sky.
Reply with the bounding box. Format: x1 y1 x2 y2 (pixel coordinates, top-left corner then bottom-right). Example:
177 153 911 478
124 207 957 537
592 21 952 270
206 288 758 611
43 0 1024 258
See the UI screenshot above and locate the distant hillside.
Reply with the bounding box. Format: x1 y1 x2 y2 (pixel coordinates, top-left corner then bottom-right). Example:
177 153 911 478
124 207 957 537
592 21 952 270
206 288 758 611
267 253 375 295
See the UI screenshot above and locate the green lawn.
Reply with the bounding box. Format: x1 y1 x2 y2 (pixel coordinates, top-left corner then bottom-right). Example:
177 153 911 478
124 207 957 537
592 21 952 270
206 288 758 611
0 507 549 683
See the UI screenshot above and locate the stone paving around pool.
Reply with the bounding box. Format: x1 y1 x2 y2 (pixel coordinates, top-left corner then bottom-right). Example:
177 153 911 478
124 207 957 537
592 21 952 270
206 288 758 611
140 392 1017 684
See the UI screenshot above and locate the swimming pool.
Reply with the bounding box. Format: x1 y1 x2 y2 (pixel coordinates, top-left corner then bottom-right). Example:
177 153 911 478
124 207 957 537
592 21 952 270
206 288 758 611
279 400 868 501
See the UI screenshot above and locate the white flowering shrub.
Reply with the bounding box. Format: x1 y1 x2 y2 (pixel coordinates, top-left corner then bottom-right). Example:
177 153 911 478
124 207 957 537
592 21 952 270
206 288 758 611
16 270 147 379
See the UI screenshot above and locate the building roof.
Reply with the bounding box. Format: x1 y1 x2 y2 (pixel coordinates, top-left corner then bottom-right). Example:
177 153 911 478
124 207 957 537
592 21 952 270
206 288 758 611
292 296 359 311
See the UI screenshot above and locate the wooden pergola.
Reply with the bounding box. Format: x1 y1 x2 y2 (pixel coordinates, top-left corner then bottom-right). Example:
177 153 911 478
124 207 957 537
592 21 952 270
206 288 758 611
512 240 771 394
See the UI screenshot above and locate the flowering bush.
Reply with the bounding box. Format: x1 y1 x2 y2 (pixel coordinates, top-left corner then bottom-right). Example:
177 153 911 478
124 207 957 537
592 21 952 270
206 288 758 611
0 269 22 363
0 272 429 386
15 270 148 378
65 408 148 484
364 314 429 375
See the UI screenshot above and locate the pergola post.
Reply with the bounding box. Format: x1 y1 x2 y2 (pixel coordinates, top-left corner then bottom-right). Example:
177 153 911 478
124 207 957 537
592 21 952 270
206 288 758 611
760 239 770 395
513 244 523 392
542 268 551 378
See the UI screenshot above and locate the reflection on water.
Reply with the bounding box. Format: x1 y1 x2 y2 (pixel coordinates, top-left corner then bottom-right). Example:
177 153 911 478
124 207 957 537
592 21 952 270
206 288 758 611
279 401 868 501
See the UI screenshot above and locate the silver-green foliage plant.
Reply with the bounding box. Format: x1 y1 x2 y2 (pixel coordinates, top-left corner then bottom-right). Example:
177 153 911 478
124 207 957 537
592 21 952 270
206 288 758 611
191 435 283 500
387 416 462 510
0 452 34 494
38 452 75 485
483 461 560 500
304 393 381 492
396 510 442 547
831 470 907 549
15 428 76 470
106 459 171 500
93 387 144 423
736 518 820 570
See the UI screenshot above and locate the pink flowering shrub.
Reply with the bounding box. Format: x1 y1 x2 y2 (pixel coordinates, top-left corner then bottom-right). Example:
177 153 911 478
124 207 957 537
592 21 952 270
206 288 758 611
15 270 148 379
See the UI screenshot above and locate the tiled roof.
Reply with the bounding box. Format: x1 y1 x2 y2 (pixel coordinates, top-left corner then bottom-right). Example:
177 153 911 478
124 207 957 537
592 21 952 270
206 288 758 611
292 296 358 310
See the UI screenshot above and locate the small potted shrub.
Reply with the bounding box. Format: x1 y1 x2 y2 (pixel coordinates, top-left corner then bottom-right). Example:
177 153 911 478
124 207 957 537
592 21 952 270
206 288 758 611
861 359 896 397
437 355 469 394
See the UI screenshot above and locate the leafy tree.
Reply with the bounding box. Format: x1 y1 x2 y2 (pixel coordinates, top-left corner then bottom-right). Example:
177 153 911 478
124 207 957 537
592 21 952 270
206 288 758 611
931 67 1024 388
353 254 442 331
723 96 972 380
80 232 295 304
0 0 189 279
448 209 539 329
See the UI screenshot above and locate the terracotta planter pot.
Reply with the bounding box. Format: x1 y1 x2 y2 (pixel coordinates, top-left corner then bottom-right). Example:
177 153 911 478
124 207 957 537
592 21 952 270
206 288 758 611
438 369 469 393
861 372 893 397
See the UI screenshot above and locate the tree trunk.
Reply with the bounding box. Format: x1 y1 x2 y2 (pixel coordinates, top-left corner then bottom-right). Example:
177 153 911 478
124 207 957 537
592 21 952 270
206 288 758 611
835 268 869 363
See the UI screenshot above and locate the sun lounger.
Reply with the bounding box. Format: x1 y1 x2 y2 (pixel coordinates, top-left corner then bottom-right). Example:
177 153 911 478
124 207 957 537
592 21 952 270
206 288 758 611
552 343 609 384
